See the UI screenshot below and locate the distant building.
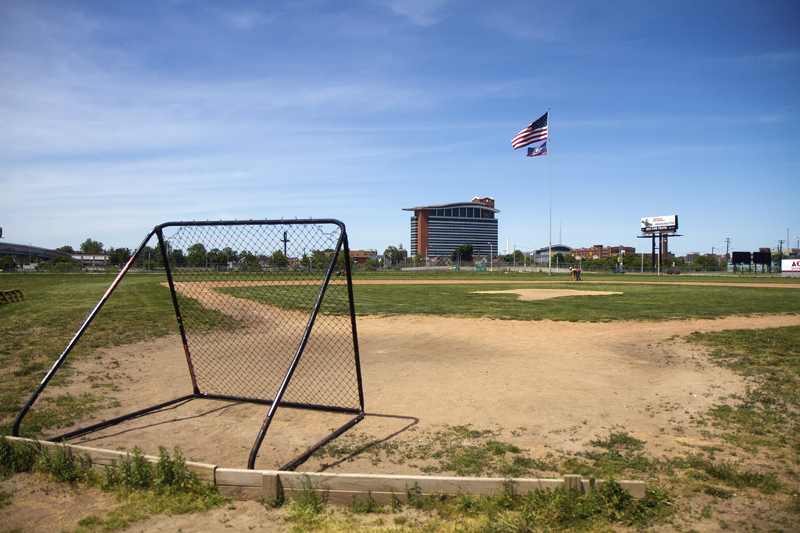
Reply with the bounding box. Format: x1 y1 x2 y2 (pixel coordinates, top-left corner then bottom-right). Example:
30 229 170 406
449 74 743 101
685 252 699 263
533 244 571 263
350 250 378 266
397 244 408 262
403 197 499 258
70 252 110 267
570 245 635 260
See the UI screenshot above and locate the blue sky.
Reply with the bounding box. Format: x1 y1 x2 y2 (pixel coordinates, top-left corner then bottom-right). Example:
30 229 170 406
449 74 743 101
2 0 799 257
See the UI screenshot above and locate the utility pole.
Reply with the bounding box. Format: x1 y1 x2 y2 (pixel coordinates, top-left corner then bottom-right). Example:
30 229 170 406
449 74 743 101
282 231 289 257
725 238 731 263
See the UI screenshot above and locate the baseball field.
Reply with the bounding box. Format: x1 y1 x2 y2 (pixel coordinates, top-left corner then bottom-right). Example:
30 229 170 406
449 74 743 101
1 271 798 532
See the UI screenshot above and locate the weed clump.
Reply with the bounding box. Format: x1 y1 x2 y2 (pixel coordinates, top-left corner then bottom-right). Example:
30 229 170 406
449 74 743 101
0 437 227 529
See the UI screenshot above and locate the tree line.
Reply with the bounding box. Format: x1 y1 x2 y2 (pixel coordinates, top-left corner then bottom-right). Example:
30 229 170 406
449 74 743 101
0 237 351 272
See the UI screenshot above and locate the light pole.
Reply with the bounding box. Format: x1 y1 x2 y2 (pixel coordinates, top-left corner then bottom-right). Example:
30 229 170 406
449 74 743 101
519 244 535 271
488 242 493 271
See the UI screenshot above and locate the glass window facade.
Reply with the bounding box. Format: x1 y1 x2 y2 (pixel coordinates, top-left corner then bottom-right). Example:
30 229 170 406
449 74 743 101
408 203 498 258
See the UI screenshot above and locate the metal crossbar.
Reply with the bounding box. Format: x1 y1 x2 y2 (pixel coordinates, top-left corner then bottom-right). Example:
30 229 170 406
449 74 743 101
13 219 365 470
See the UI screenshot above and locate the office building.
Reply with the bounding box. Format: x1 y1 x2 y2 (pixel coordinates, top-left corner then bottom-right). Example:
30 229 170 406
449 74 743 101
403 197 499 258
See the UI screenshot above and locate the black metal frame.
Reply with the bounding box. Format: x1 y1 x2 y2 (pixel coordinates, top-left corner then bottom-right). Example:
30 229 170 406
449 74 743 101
638 232 682 273
13 219 365 471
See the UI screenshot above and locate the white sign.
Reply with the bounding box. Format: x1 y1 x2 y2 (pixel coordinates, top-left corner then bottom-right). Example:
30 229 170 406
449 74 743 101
641 215 678 233
782 259 800 277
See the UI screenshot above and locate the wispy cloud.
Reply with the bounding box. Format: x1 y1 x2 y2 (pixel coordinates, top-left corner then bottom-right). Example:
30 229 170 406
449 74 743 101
218 9 279 30
739 50 800 63
382 0 452 26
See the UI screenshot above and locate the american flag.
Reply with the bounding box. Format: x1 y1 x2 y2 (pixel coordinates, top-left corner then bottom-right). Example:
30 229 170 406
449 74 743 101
512 111 548 149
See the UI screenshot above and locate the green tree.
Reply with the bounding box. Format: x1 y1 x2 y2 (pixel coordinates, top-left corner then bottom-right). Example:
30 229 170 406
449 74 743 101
138 245 163 269
502 251 525 263
221 247 238 263
234 250 261 271
692 255 721 270
771 252 783 272
563 254 578 264
186 243 207 267
80 239 104 253
268 250 288 269
38 256 83 271
0 255 18 271
311 249 332 269
622 252 648 270
450 244 473 262
55 245 74 253
207 248 233 269
383 246 403 266
363 258 379 271
333 251 347 271
170 248 185 266
583 257 611 269
108 247 132 266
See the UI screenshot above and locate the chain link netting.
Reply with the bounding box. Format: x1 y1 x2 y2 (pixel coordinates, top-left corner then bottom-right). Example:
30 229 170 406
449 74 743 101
159 221 361 411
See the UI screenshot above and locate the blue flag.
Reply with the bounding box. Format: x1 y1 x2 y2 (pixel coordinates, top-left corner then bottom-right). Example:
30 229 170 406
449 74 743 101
526 141 547 157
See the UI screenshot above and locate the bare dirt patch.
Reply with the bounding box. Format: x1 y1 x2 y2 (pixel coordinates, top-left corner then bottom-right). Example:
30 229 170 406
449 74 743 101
37 313 800 473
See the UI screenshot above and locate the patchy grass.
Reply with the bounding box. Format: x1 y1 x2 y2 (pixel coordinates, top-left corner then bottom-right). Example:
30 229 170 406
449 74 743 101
0 437 228 532
275 472 672 533
0 273 238 438
687 326 800 460
314 425 558 479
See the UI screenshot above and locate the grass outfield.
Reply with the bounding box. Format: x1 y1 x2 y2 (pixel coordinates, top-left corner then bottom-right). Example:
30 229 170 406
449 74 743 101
351 270 800 283
220 277 800 321
348 282 800 320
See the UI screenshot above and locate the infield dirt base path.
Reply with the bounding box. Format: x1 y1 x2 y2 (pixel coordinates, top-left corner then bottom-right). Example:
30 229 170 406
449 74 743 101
42 308 800 473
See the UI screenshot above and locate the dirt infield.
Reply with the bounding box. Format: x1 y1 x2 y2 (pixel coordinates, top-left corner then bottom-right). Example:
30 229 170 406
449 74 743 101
5 280 800 532
42 313 799 472
35 281 800 473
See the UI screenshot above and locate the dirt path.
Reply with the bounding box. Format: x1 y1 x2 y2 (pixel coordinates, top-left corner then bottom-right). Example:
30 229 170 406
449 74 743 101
37 312 800 473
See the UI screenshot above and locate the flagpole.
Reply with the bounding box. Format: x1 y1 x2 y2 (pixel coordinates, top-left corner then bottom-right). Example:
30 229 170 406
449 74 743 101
548 106 552 276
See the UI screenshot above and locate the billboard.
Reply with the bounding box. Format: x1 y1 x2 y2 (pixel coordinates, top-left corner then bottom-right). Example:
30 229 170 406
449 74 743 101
752 252 771 265
731 251 751 264
782 259 800 277
641 215 678 233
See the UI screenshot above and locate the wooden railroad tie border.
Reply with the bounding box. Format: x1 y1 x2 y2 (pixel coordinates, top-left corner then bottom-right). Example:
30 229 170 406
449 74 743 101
4 437 216 484
5 437 646 503
0 289 25 305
